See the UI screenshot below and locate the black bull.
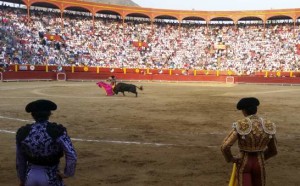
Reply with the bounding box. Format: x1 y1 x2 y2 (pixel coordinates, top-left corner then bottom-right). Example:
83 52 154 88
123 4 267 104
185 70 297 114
113 83 143 97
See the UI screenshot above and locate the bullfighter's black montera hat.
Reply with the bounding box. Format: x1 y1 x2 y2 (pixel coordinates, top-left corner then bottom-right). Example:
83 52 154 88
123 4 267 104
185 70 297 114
25 99 57 113
236 97 260 110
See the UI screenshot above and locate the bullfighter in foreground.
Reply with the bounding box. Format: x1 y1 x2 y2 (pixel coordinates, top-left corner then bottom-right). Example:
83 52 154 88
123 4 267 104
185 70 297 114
16 100 77 186
221 97 277 186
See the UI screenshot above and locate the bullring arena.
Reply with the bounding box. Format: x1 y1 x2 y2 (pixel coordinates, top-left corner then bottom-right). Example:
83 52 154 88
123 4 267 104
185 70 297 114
1 0 300 185
1 81 300 186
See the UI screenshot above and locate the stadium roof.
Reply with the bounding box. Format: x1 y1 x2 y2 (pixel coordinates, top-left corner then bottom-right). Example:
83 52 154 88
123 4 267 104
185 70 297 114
80 0 139 7
0 0 139 7
133 0 300 11
1 0 23 4
1 0 299 22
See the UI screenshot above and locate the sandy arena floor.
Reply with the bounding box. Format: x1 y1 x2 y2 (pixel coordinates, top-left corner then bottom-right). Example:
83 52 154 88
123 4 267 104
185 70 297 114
0 81 299 186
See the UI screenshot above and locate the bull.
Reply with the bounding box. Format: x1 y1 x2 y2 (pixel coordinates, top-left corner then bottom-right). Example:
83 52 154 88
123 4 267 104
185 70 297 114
113 82 143 97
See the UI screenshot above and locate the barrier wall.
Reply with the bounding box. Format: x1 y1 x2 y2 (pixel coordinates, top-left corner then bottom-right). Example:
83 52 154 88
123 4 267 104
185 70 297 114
2 71 57 81
2 71 300 84
234 76 300 84
2 65 300 84
5 65 300 78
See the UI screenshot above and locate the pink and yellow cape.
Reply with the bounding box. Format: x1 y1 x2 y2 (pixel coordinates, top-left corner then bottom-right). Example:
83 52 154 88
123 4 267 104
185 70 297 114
96 81 114 96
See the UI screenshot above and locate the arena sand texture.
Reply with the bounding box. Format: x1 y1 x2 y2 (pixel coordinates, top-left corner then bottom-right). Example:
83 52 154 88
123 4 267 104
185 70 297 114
0 81 299 186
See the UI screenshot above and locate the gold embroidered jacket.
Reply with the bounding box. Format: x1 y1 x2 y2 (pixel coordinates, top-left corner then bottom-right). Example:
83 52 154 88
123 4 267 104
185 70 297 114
221 115 277 162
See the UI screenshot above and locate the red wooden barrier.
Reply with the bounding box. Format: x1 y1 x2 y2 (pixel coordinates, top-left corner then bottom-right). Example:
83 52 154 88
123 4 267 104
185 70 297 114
2 65 300 84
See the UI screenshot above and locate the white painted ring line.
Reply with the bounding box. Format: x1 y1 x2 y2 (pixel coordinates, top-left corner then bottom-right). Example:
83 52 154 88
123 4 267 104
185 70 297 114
0 129 205 147
0 116 33 122
1 115 298 141
0 129 176 147
0 115 182 147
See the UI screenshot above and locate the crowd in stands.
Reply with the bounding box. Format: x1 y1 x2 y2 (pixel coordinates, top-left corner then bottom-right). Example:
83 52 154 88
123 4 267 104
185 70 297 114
1 3 300 74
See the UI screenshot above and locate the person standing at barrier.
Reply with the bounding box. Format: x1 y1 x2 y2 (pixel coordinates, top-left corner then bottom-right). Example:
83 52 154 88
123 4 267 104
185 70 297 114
221 97 277 186
16 99 77 186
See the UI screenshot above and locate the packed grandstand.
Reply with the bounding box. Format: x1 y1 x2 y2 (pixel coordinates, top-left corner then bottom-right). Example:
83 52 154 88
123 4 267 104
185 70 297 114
0 0 300 75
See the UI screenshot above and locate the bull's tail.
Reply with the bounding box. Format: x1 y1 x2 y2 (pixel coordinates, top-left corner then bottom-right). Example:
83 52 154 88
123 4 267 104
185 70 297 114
136 85 143 91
